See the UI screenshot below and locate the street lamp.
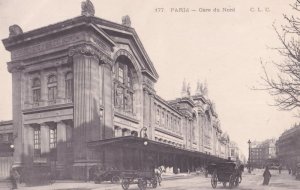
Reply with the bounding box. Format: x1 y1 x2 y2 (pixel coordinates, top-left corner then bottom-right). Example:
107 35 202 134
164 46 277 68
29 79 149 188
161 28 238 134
248 139 251 173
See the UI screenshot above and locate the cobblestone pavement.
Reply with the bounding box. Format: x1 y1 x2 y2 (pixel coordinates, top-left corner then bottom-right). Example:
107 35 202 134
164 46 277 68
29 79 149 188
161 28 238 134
1 169 300 190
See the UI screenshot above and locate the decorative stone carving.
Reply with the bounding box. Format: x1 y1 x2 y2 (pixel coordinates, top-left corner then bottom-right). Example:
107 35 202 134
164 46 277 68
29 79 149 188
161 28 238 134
124 91 132 112
7 61 24 73
9 25 23 37
81 0 95 17
69 44 112 66
12 33 83 60
122 15 131 27
113 49 139 72
187 83 191 97
115 86 124 108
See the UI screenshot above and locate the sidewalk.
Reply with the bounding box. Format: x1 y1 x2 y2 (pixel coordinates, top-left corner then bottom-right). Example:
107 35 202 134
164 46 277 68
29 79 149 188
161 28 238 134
1 172 196 190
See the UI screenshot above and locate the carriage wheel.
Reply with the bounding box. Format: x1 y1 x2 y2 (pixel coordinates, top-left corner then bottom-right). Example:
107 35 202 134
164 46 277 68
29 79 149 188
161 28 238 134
229 175 235 189
121 179 130 190
238 175 242 183
111 175 121 184
223 182 226 187
138 179 147 190
211 171 217 189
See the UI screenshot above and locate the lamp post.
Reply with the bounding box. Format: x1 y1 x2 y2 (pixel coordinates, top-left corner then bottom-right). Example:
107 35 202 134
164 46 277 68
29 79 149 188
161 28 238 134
248 139 251 173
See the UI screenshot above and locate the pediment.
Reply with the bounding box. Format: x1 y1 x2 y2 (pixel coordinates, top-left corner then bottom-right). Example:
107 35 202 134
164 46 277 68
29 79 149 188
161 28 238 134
93 18 159 82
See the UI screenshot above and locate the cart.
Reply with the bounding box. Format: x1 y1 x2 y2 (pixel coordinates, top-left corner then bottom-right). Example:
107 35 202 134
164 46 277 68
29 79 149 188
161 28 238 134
121 170 158 190
94 169 122 184
210 162 240 189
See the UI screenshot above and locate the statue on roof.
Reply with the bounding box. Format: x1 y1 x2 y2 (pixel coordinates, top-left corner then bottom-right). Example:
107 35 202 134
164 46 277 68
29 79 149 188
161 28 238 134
122 15 131 27
195 80 208 96
195 80 202 95
9 25 23 37
181 79 187 97
81 0 95 17
187 83 191 97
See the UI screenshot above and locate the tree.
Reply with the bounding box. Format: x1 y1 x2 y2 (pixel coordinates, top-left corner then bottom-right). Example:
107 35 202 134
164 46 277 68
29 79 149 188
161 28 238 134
262 0 300 111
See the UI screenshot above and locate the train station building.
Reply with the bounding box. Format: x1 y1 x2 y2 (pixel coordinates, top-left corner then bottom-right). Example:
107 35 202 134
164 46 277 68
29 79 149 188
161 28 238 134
1 0 233 180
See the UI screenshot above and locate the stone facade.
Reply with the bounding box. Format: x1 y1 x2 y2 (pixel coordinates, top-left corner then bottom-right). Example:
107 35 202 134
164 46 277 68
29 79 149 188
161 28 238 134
276 125 300 170
249 139 276 168
2 1 233 180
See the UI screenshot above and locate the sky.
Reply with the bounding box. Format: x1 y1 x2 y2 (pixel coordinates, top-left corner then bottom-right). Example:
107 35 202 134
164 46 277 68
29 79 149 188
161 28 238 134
0 0 298 158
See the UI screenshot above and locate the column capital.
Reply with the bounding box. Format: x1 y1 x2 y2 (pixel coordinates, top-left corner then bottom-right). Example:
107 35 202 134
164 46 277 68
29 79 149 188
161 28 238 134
68 44 113 66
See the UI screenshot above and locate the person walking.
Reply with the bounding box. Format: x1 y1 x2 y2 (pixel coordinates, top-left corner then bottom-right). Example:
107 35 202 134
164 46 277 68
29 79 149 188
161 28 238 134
10 168 20 189
263 166 271 185
278 165 282 174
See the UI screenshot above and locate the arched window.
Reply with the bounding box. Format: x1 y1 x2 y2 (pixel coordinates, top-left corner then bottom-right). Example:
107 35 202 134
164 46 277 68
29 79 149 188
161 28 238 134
48 75 57 101
32 78 41 102
65 72 73 100
114 56 135 114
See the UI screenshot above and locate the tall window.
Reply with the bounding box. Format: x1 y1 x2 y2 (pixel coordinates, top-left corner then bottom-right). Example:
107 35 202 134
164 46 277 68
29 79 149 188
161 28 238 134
114 59 134 114
65 72 73 100
127 70 133 88
49 127 57 149
32 78 41 102
48 75 57 101
34 127 41 157
118 66 124 84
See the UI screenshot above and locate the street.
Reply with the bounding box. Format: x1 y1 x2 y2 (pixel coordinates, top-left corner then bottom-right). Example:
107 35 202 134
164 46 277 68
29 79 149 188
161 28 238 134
1 169 300 190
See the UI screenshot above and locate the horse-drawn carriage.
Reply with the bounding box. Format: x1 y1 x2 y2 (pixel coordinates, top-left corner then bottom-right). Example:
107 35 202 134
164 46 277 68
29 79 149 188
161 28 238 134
121 170 158 190
210 162 242 189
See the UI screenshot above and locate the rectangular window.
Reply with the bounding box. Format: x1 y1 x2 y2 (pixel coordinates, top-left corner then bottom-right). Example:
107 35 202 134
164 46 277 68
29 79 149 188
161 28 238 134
118 67 124 83
48 87 57 101
33 89 41 102
49 127 57 149
34 128 41 157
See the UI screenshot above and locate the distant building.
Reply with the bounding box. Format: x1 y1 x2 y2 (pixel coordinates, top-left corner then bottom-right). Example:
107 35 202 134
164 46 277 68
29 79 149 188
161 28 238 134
250 139 276 168
276 124 300 170
229 141 240 162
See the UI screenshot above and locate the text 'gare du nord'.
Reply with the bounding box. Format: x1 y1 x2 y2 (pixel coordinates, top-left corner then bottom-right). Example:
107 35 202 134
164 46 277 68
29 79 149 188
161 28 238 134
0 0 243 181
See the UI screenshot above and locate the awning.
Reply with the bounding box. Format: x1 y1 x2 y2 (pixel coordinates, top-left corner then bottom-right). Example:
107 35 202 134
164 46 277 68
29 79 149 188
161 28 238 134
87 136 226 163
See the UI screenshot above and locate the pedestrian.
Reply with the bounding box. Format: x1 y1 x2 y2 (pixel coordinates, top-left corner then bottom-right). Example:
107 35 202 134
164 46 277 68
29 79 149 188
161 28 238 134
10 168 20 189
278 165 282 174
263 166 271 185
288 167 291 174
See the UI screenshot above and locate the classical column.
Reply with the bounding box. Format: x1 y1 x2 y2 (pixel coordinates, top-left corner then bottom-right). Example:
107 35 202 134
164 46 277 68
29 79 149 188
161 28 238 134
57 121 67 164
149 93 156 140
40 123 50 156
102 64 113 139
56 121 67 178
9 65 24 167
69 44 112 179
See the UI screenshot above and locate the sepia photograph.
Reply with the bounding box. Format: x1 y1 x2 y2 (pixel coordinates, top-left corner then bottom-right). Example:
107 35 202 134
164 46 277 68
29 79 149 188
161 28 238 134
0 0 300 189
